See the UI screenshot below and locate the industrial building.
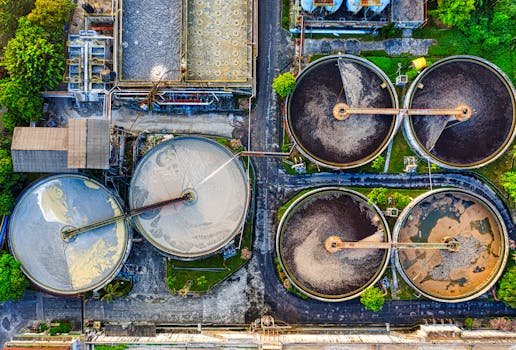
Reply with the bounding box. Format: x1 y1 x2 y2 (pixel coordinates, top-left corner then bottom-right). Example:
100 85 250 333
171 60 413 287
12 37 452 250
287 54 398 169
291 0 426 34
11 119 110 173
129 136 250 259
116 0 256 92
276 187 390 301
8 175 131 295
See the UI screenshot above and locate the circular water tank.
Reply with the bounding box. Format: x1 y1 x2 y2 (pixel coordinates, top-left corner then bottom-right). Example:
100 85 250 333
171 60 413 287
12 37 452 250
9 175 131 295
393 189 509 302
404 56 516 169
287 54 399 169
129 136 250 259
276 187 390 301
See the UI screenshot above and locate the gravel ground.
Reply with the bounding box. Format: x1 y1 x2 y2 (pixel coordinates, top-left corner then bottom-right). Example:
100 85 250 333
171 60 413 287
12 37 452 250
121 0 181 81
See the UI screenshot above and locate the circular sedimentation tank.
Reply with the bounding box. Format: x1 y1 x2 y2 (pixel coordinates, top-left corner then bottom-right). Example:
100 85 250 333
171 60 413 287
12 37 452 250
129 136 249 259
276 187 390 301
287 54 399 169
404 55 516 169
9 175 131 295
393 189 509 302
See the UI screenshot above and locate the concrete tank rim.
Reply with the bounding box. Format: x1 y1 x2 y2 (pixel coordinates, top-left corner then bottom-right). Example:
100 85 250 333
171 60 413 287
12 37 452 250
286 54 401 170
129 135 250 259
8 174 132 296
392 187 509 303
403 55 516 169
275 186 392 302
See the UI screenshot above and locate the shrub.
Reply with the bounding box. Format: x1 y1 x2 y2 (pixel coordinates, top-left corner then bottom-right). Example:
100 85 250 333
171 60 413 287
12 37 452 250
371 155 385 172
497 262 516 308
367 188 388 208
464 317 474 329
431 0 476 29
360 286 385 312
0 252 29 302
272 72 296 98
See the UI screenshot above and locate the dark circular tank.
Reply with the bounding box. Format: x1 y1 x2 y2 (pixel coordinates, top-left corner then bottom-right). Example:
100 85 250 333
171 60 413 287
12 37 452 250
276 187 390 301
404 56 516 169
393 189 509 302
287 54 399 169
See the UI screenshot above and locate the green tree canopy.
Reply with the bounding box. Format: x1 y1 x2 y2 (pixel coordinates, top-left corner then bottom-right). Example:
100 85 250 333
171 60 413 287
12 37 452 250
27 0 73 36
360 286 385 312
0 0 35 48
0 252 29 302
0 17 65 129
497 255 515 308
367 188 388 208
371 155 385 172
272 72 296 98
3 17 64 89
501 171 516 202
431 0 476 29
392 192 411 209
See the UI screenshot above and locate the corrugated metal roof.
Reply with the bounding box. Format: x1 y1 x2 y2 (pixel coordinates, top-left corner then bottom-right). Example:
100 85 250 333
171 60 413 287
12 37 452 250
12 128 68 151
85 119 110 169
67 119 87 168
11 118 110 172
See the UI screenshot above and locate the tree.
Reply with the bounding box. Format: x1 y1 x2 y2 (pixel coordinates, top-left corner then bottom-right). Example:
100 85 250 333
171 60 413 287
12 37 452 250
27 0 73 36
360 286 385 312
0 0 35 47
272 72 296 98
501 171 516 202
3 18 64 89
367 188 388 208
392 192 411 209
431 0 476 29
0 17 65 129
100 281 126 303
371 155 385 172
497 263 516 308
0 252 29 302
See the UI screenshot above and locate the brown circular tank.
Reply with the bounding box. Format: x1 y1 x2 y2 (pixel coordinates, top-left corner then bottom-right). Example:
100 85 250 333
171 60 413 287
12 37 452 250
393 189 509 302
276 187 390 301
287 55 399 169
404 56 516 169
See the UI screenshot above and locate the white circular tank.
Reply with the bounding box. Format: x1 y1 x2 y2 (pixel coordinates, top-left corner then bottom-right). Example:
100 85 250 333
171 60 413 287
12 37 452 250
129 136 250 259
9 175 131 295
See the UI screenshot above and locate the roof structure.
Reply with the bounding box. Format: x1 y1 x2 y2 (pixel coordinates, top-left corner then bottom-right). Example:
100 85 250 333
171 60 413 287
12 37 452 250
12 119 110 172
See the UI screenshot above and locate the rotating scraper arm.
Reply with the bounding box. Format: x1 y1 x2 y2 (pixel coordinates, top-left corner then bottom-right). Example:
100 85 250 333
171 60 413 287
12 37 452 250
61 193 193 241
325 235 459 253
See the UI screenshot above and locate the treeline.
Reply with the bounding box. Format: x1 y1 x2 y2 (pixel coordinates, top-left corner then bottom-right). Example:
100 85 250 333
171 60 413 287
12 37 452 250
0 0 73 215
432 0 515 53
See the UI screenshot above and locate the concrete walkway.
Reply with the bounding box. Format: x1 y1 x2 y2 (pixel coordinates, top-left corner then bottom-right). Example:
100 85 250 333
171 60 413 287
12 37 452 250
304 38 435 56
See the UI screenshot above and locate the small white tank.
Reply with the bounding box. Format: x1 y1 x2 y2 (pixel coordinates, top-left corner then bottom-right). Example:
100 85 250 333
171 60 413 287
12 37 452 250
325 0 343 14
301 0 317 13
347 0 362 14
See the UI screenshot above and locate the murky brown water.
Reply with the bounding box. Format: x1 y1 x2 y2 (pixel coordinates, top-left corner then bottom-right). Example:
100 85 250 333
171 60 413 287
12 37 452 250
288 57 396 167
278 189 389 299
409 59 515 166
397 191 506 300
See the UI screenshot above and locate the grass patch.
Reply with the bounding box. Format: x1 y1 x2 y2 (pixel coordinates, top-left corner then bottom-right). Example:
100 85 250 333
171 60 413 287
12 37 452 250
277 189 312 221
388 132 417 173
166 216 253 294
94 346 128 350
473 143 514 198
413 26 515 84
